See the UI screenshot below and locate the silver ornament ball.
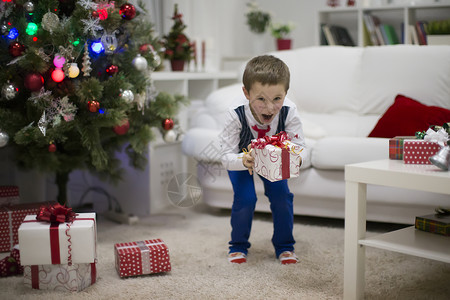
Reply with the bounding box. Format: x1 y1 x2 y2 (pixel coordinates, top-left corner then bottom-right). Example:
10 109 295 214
132 54 148 71
0 131 9 147
121 90 134 103
1 24 8 35
42 12 59 32
24 1 35 13
2 83 18 100
164 130 177 143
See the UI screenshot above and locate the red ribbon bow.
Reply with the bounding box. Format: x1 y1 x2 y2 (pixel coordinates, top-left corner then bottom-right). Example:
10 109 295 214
36 203 76 223
252 131 291 149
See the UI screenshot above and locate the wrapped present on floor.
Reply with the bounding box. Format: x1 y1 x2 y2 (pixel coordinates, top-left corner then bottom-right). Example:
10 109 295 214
23 262 97 291
0 245 22 277
0 186 20 206
0 203 45 252
251 132 304 182
18 204 97 291
389 136 415 160
18 207 96 265
115 239 171 278
415 212 450 237
403 140 440 165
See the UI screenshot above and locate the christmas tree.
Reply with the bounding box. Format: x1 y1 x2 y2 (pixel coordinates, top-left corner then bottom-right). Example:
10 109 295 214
0 0 188 205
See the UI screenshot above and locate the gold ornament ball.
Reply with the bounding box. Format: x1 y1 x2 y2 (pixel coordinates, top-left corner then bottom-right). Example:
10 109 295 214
68 63 80 78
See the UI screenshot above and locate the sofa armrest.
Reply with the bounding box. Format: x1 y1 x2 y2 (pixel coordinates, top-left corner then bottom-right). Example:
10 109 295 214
181 128 221 162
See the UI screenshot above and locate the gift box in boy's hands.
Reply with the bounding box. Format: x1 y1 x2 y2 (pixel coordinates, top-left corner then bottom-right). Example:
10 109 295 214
114 239 171 278
251 132 304 182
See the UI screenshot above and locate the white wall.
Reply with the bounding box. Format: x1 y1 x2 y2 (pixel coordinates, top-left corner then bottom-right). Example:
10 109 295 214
140 0 325 69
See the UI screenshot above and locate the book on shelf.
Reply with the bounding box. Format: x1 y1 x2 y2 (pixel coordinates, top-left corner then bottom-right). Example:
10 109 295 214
321 24 355 46
415 213 450 237
330 25 355 46
363 13 381 46
320 24 328 46
409 25 420 45
321 24 336 45
382 24 400 45
375 26 386 46
416 21 428 45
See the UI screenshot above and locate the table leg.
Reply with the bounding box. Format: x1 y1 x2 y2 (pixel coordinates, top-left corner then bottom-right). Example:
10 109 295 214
344 181 367 300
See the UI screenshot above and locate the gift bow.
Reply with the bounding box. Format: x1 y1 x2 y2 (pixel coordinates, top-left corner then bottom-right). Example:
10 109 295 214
36 203 76 223
252 131 290 149
423 128 449 147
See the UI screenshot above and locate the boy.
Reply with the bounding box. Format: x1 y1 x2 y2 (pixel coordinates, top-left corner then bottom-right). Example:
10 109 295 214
219 55 307 264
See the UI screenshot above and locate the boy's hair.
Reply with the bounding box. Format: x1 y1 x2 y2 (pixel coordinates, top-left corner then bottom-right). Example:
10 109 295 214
242 55 290 92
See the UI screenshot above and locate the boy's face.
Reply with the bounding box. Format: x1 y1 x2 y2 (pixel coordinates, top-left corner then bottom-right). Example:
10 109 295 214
243 82 286 125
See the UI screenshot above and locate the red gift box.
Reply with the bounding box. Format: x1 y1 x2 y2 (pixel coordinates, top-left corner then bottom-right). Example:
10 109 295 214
0 203 43 252
389 136 415 160
403 140 441 165
114 239 171 278
0 186 20 206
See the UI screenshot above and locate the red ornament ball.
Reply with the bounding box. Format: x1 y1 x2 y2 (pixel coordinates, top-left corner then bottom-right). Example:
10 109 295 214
106 64 119 75
139 43 154 54
24 73 44 92
120 3 136 20
162 118 174 130
8 42 25 57
87 100 100 112
91 10 99 18
48 143 57 152
113 119 130 135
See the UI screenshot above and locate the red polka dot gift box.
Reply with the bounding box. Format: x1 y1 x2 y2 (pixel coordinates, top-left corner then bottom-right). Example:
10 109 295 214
0 203 43 252
114 239 171 278
403 140 441 165
0 186 20 206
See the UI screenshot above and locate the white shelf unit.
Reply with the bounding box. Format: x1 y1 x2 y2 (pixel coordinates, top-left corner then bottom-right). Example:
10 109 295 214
147 71 238 214
317 2 450 46
361 226 450 263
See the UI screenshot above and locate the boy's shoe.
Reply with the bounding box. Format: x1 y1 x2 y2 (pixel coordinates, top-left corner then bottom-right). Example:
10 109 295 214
228 252 247 264
278 251 298 265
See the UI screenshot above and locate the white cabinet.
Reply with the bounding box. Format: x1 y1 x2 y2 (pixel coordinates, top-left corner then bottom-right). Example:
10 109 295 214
147 71 238 214
317 2 450 46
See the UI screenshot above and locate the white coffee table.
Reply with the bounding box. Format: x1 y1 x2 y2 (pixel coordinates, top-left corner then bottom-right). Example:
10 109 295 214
343 159 450 300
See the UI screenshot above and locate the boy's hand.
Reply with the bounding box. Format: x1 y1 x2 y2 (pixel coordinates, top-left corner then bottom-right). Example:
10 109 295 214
242 144 254 175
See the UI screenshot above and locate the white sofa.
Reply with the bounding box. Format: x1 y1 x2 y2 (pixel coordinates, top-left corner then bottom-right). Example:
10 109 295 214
181 45 450 224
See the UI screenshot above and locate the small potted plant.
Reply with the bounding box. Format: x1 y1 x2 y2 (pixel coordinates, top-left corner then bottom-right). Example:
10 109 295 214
245 1 271 34
426 19 450 45
270 22 295 50
161 4 194 71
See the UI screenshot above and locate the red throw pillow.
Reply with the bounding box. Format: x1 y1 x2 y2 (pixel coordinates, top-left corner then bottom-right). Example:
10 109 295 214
368 94 450 138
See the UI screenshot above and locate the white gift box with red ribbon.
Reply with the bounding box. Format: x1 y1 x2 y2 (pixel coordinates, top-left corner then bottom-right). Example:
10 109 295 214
114 239 171 278
251 134 303 182
18 212 96 265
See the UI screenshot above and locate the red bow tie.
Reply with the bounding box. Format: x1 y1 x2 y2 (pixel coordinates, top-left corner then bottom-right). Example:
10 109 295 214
252 125 271 139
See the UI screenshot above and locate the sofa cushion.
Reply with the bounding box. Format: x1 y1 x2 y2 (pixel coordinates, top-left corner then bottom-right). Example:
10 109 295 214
272 47 362 114
368 94 450 138
299 112 380 138
356 45 450 115
311 137 388 170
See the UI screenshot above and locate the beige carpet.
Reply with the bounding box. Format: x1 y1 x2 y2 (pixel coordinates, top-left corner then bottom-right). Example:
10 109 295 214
0 204 449 299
